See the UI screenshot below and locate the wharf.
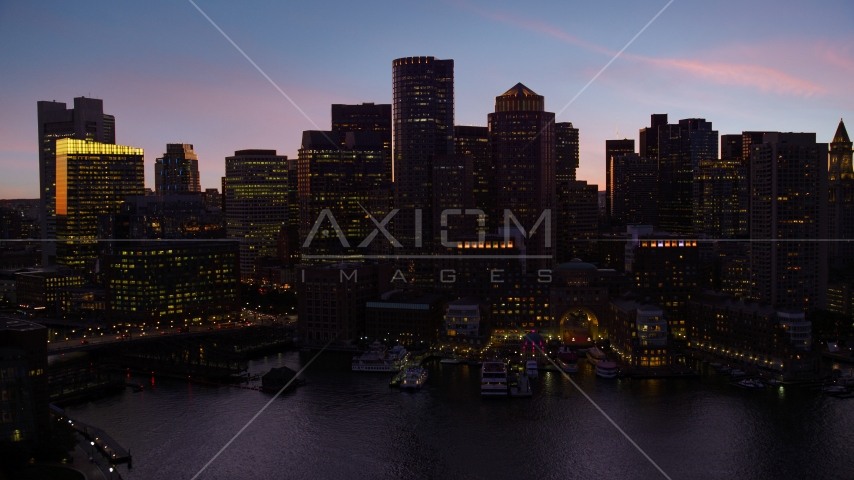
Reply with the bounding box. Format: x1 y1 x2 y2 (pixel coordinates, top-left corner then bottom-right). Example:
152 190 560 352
67 417 132 466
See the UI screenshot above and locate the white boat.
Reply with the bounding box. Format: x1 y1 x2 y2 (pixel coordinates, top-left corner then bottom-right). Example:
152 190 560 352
557 357 578 373
595 361 618 378
526 359 538 378
352 341 397 372
557 346 579 373
586 346 607 365
481 362 508 396
400 367 428 390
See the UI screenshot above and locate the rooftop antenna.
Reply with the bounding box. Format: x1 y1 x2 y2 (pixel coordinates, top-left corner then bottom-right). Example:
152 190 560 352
615 126 619 138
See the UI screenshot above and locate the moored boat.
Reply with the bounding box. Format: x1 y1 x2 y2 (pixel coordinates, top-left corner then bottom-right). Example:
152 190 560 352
481 362 508 396
586 346 607 365
400 367 428 390
595 361 618 378
526 359 538 378
557 346 579 373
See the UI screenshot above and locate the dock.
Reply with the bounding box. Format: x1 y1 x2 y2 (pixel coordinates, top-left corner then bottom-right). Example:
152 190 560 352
508 370 532 397
67 417 132 467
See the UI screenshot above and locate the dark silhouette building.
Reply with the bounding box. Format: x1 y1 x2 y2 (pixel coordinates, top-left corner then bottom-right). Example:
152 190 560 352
692 158 748 238
454 125 490 215
604 139 635 226
828 119 854 268
155 143 201 194
556 122 580 181
331 103 392 182
0 318 48 443
639 113 668 160
556 180 598 263
610 153 659 226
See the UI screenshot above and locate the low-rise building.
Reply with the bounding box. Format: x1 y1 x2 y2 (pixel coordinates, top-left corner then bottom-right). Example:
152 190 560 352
441 297 489 346
365 290 445 347
0 317 48 443
15 268 84 313
607 297 672 370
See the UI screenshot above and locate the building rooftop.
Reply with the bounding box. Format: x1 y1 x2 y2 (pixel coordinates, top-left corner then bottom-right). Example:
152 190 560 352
0 317 46 332
555 258 598 271
833 118 850 144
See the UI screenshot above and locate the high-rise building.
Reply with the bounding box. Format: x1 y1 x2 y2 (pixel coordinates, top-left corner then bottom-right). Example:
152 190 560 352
639 113 668 160
604 139 635 226
55 139 144 271
692 158 748 238
331 103 392 182
0 318 48 442
556 180 598 263
556 122 580 181
297 131 388 262
721 134 743 163
432 153 477 243
488 83 555 271
37 97 115 264
454 126 490 213
610 153 659 226
750 133 828 310
224 149 289 279
658 118 718 234
828 119 854 268
392 56 454 285
155 143 201 194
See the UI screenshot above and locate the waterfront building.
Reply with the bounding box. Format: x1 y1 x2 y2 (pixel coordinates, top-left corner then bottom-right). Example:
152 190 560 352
431 233 524 299
828 119 854 268
155 143 201 194
441 297 489 346
692 158 748 238
365 291 445 346
0 317 48 442
606 296 672 370
604 138 635 227
639 114 668 160
104 241 240 328
331 103 392 182
37 97 116 265
556 122 579 181
296 262 393 344
719 242 751 299
625 231 699 339
609 153 659 226
749 133 828 310
454 125 490 213
55 139 144 271
555 180 599 263
688 290 818 378
14 267 84 313
658 118 718 234
392 56 454 285
551 259 627 345
224 149 289 279
488 83 556 271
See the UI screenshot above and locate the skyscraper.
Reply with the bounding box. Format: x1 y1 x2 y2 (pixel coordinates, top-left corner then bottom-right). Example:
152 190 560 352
454 125 490 214
556 180 598 262
155 143 201 194
488 83 555 270
55 139 144 271
658 118 718 234
331 103 392 182
610 152 659 226
750 133 828 310
224 149 289 279
392 56 454 284
828 119 854 267
604 139 635 227
37 97 115 264
556 122 580 181
639 113 668 160
692 158 748 238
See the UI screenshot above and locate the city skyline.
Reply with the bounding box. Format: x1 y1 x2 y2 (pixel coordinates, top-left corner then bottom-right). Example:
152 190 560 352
2 0 853 198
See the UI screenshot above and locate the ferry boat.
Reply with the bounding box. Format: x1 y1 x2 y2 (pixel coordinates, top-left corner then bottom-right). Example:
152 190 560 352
400 367 428 390
557 346 579 373
595 361 618 378
352 341 397 372
586 346 607 365
481 362 509 396
526 359 539 378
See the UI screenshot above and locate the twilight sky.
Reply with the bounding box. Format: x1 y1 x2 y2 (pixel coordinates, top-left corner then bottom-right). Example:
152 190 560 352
1 0 853 198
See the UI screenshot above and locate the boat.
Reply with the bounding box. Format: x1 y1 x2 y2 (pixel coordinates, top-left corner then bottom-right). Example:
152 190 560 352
586 346 607 364
440 355 463 365
526 359 538 378
400 367 428 390
836 374 854 386
822 385 846 394
557 346 579 373
736 378 764 388
595 361 618 378
387 344 409 370
352 341 397 372
481 362 508 396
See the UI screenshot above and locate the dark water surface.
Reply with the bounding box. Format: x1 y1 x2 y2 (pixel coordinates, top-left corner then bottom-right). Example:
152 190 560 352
66 352 854 479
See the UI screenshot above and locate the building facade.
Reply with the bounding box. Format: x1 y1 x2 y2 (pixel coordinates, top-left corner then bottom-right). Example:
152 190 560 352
331 103 392 182
155 143 201 194
828 119 854 268
604 139 635 227
365 291 445 346
610 152 659 226
0 318 48 443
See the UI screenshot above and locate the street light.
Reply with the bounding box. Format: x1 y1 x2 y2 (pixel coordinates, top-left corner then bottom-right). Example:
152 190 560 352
89 441 95 461
109 466 115 479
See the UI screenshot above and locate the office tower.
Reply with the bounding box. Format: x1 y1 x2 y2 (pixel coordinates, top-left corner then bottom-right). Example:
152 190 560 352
488 84 556 270
626 233 699 338
828 119 854 267
454 126 490 213
0 318 48 442
693 158 748 238
750 133 828 310
639 113 668 160
104 241 240 327
224 149 289 279
610 153 659 226
55 139 144 271
556 122 580 181
604 139 635 226
284 159 300 266
298 131 388 262
331 103 392 182
155 143 201 194
432 153 476 243
99 194 225 245
721 134 743 162
392 56 454 284
203 188 222 210
37 97 115 264
657 118 718 234
556 180 598 263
